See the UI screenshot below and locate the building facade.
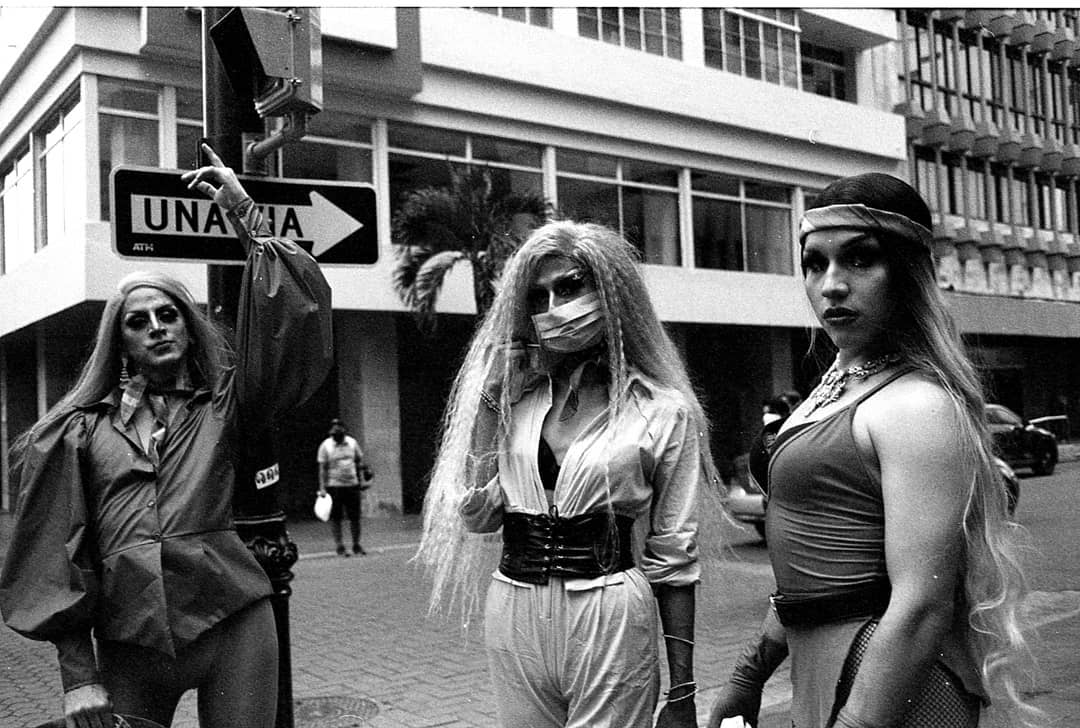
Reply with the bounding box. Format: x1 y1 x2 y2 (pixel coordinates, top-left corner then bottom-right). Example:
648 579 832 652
2 7 1078 516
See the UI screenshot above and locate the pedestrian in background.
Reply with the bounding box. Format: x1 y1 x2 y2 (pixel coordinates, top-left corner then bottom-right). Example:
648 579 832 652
0 143 333 728
708 173 1037 728
317 418 373 556
416 220 722 728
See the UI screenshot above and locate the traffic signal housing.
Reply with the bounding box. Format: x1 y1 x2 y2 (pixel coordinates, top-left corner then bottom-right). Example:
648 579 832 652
210 7 323 118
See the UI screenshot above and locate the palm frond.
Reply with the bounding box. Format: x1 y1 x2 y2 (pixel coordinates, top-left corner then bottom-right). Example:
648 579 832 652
389 160 551 331
410 250 466 333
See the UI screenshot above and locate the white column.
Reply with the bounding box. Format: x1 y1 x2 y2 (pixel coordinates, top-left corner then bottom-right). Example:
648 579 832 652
681 8 705 68
551 7 578 37
335 311 403 516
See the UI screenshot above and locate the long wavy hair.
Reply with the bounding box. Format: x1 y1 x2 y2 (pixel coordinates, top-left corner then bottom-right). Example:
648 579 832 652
11 272 231 470
414 220 721 622
807 173 1038 725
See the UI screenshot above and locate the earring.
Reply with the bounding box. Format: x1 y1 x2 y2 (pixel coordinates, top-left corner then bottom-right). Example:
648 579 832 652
119 356 131 386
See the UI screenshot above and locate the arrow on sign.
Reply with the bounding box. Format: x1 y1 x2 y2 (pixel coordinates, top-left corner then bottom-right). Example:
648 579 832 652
130 191 364 258
308 192 364 257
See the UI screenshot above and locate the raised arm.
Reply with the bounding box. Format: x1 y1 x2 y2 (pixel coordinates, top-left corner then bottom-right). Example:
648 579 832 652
182 143 333 427
831 379 969 727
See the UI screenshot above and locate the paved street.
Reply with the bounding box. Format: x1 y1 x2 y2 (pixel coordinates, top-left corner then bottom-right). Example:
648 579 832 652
2 456 1080 727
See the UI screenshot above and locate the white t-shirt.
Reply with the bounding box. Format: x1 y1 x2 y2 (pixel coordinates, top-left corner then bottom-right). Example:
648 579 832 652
318 435 362 487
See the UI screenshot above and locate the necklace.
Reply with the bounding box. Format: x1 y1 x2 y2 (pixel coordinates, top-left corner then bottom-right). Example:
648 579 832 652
804 353 902 415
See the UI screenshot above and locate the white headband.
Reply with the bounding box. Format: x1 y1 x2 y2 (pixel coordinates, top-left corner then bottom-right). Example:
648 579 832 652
799 203 932 251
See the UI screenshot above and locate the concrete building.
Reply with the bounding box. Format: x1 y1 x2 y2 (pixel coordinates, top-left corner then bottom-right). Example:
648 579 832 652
2 7 1078 517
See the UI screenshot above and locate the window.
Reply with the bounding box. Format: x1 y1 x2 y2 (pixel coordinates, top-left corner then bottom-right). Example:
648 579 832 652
800 40 846 100
1 148 34 273
473 7 552 27
691 171 793 274
176 86 203 172
578 7 682 59
40 93 85 247
282 110 373 183
387 121 544 228
556 149 680 265
703 9 802 90
99 79 160 220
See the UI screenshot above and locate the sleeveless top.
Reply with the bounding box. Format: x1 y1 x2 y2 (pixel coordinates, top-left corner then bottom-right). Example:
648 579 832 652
765 369 911 594
765 367 987 706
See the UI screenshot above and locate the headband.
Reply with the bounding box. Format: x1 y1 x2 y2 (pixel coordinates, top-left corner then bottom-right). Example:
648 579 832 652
799 203 932 251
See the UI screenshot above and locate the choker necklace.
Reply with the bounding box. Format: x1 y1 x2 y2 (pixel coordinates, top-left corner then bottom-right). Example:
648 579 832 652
804 353 902 415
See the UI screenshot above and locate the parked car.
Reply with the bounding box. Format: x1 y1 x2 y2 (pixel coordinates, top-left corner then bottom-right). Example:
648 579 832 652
986 403 1059 476
723 472 768 540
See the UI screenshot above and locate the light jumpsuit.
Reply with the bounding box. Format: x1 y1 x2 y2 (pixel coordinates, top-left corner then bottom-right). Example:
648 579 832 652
459 372 703 728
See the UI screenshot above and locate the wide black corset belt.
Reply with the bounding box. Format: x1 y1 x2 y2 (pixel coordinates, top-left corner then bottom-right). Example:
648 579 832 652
499 510 636 585
770 577 891 628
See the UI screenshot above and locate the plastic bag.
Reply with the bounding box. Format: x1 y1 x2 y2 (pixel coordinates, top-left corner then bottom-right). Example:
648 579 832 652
314 492 333 522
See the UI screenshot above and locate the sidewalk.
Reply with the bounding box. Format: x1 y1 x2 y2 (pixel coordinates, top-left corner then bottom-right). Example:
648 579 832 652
2 445 1079 727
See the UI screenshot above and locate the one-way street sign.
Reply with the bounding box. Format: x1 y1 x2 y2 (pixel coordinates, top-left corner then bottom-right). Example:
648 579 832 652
111 166 378 265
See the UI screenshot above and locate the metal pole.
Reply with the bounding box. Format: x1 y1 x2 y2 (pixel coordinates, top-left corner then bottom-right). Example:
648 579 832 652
202 8 296 728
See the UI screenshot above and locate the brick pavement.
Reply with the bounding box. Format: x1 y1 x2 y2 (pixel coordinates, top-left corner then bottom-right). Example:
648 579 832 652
4 448 1080 728
1 513 790 727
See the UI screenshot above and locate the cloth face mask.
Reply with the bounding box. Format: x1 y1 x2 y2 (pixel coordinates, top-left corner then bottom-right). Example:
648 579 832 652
531 292 605 354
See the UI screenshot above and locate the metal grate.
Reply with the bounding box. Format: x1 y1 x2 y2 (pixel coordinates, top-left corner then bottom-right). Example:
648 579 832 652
294 696 379 728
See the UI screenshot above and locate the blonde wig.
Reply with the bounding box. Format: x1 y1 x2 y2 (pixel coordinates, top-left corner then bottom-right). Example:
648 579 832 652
12 272 231 468
806 174 1039 726
414 220 721 623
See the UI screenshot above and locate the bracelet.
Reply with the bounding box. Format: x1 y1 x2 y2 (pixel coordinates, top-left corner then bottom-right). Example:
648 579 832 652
666 688 697 703
663 633 695 647
664 680 696 696
480 389 502 415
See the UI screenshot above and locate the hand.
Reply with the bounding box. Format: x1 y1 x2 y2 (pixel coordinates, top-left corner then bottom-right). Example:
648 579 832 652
181 143 249 210
706 681 759 728
483 341 542 407
63 683 112 728
656 693 697 728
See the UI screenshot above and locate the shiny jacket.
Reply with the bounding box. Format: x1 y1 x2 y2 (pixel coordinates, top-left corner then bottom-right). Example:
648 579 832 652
0 199 333 690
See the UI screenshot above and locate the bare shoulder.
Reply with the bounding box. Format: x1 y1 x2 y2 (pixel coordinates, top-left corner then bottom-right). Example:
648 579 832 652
856 370 962 446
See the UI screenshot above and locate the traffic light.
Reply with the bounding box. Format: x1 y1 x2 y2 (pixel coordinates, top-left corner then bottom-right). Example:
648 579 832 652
209 7 323 118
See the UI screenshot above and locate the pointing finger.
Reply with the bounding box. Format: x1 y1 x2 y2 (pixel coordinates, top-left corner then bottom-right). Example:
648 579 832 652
201 142 224 167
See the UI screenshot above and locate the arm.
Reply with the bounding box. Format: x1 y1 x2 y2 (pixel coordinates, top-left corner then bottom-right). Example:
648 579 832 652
0 415 111 725
457 407 505 533
655 584 698 728
182 144 333 427
645 404 704 728
832 382 968 727
317 444 329 495
707 604 788 728
456 342 542 532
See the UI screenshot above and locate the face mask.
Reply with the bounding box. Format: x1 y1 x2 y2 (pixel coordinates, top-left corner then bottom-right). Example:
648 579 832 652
531 292 605 354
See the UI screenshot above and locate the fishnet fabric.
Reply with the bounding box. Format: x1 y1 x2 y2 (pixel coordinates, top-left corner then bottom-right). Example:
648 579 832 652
828 619 980 728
